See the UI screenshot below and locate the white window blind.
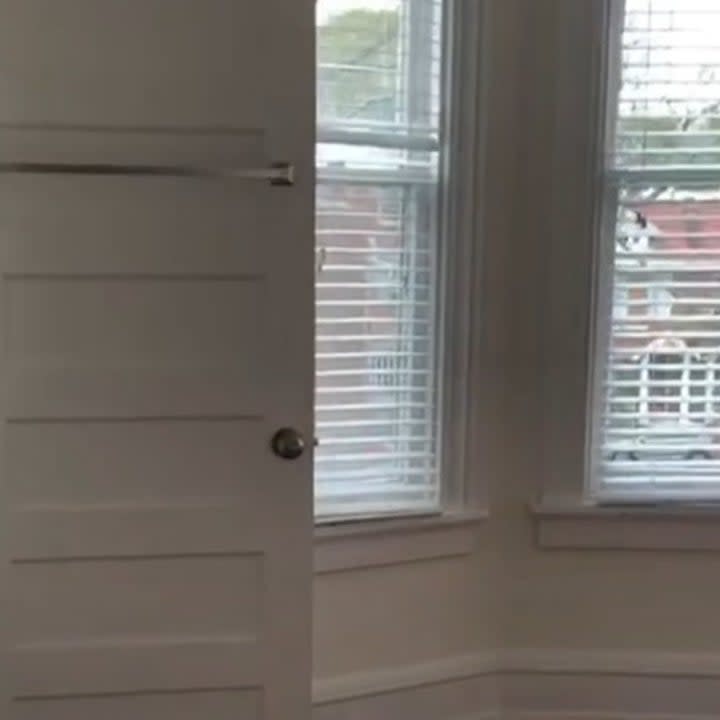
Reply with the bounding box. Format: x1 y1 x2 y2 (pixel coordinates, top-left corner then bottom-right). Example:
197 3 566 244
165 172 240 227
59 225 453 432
595 0 720 499
314 0 445 518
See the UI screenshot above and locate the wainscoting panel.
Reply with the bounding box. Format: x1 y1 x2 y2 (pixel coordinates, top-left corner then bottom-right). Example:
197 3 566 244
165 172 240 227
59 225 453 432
312 654 499 720
311 650 720 720
502 649 720 720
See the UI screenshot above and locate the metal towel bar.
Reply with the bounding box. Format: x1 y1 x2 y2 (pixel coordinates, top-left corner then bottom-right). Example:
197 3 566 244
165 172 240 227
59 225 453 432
0 160 294 186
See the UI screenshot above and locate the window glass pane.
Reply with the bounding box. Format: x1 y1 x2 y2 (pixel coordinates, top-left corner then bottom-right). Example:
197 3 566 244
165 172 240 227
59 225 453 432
615 0 720 172
315 0 443 518
317 0 442 135
597 0 720 496
603 184 720 491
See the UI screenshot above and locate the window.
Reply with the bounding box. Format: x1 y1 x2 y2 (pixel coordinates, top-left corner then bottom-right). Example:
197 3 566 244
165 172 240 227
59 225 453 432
593 0 720 500
314 0 448 518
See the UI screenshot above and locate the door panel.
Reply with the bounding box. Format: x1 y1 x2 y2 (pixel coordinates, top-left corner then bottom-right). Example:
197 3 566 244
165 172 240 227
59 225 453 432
12 555 261 641
9 503 265 560
0 175 267 275
0 2 314 719
6 278 264 418
0 130 268 275
13 689 262 720
10 638 262 697
0 1 268 127
5 421 265 504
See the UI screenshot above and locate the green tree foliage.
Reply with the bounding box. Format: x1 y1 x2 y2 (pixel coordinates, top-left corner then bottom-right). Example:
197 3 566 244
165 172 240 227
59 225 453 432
317 9 400 123
618 112 720 170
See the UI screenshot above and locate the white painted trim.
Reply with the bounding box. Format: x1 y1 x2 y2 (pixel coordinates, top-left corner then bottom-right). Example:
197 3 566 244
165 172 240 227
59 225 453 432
312 652 496 705
540 0 612 504
321 646 720 683
311 648 720 718
501 648 720 678
510 714 717 720
312 0 487 526
313 647 720 704
314 510 486 573
533 501 720 550
437 0 488 513
585 0 624 503
315 509 487 538
502 648 720 720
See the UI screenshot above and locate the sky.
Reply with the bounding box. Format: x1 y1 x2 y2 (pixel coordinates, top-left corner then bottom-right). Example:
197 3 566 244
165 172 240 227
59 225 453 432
316 0 720 118
317 0 396 25
622 0 720 116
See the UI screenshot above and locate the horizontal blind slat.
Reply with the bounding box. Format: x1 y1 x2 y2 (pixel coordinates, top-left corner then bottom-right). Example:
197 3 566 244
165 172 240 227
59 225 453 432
315 0 443 518
599 2 720 495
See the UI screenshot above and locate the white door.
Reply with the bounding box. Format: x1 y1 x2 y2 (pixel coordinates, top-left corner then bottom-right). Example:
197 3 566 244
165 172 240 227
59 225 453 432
0 2 315 719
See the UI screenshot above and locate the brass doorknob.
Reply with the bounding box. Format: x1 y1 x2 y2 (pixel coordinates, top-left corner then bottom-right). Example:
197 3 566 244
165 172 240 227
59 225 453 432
271 428 306 460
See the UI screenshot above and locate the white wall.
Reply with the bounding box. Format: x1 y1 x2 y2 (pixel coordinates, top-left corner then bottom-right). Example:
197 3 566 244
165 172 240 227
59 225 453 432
314 551 493 677
311 2 519 717
500 0 720 656
499 2 720 716
313 2 720 718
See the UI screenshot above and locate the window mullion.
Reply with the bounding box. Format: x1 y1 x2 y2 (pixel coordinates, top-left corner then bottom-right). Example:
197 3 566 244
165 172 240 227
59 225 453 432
315 0 447 520
608 167 720 187
317 165 437 186
317 125 439 152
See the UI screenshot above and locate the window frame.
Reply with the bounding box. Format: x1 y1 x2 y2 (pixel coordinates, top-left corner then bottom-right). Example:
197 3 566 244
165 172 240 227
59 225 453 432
538 0 613 510
588 0 720 504
313 0 487 524
587 0 637 503
536 0 720 547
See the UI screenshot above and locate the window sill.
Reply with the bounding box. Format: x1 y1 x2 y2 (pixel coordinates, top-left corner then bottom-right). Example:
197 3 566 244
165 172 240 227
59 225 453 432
313 510 487 574
533 500 720 551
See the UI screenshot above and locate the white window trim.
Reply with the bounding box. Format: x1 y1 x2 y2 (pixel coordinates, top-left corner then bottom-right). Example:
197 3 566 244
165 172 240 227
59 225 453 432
534 500 720 551
538 0 611 511
537 0 720 549
436 0 487 515
314 0 488 528
314 508 487 572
